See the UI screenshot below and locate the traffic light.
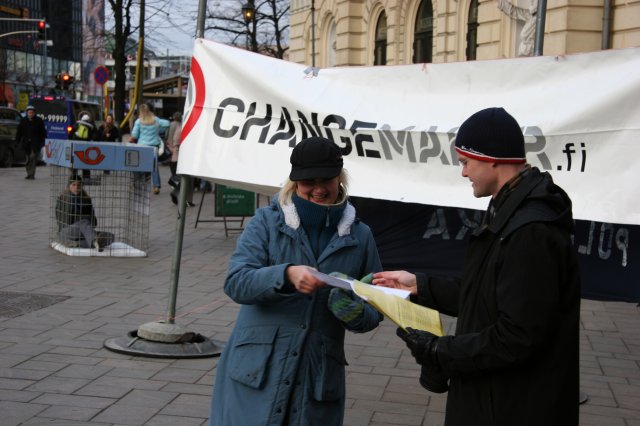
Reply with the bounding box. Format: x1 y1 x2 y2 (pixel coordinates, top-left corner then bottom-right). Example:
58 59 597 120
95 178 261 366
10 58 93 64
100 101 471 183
37 20 46 41
61 73 74 90
55 73 74 90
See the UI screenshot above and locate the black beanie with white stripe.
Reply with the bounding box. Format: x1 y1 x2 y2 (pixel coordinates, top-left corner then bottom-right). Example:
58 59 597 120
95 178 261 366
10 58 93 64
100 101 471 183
454 107 526 164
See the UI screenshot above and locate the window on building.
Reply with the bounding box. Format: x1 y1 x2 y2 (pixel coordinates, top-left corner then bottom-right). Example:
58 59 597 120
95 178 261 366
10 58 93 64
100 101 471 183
466 0 479 60
327 20 337 67
374 12 387 65
15 51 26 73
413 0 434 63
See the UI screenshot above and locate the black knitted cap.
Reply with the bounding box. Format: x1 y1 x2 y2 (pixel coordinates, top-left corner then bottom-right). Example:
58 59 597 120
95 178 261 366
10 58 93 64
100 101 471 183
454 107 526 163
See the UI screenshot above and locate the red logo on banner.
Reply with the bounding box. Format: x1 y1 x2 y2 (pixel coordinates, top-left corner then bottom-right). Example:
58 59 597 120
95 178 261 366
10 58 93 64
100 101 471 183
181 57 205 143
75 147 105 165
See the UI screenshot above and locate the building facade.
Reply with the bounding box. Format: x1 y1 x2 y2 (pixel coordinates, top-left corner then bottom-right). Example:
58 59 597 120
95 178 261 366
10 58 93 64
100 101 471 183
288 0 640 67
0 0 102 110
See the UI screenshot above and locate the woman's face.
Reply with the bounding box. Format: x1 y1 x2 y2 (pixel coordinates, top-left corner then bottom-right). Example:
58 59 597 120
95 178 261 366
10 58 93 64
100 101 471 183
295 176 341 205
105 115 114 125
69 181 81 195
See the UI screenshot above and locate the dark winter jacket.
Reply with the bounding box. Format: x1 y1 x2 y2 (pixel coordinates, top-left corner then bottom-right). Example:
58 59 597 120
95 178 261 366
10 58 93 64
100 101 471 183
210 195 383 426
15 115 47 153
96 124 121 142
56 191 97 229
415 167 580 426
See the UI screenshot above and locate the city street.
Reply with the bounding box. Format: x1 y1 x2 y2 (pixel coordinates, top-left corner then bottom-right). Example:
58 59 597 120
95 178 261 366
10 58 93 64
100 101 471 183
0 163 639 426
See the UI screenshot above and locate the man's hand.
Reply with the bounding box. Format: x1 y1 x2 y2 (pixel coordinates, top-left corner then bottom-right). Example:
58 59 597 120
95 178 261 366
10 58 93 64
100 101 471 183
397 327 439 364
372 271 418 295
397 327 449 393
285 265 326 294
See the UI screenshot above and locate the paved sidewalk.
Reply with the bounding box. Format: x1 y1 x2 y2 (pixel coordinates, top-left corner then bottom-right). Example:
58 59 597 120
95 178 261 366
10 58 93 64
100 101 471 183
0 164 639 426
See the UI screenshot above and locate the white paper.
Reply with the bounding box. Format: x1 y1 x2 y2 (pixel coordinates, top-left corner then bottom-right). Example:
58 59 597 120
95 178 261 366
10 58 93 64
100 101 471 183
306 268 411 300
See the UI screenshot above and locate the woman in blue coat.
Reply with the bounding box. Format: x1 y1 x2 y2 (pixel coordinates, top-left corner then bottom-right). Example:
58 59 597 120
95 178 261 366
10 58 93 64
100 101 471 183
130 103 170 194
210 137 384 426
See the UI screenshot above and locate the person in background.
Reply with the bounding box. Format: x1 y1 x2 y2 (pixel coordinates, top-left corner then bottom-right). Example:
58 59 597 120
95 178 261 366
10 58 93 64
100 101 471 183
130 103 170 194
210 137 383 426
70 112 97 181
167 112 195 207
15 105 46 180
373 107 580 426
56 174 112 251
166 111 182 188
96 113 121 142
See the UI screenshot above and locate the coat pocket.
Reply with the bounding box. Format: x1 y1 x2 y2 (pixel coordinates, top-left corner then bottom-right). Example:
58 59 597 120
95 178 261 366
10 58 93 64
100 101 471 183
312 335 348 402
228 326 278 390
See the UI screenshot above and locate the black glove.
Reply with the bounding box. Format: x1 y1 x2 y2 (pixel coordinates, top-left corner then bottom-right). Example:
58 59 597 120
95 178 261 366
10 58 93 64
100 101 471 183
397 327 449 393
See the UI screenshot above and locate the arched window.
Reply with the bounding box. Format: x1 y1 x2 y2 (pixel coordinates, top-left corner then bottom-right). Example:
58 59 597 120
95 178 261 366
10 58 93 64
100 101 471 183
413 0 433 63
374 12 387 65
466 0 479 60
327 20 337 67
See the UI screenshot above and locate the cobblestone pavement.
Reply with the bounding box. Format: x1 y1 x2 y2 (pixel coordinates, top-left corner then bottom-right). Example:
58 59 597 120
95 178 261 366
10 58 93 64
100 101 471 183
0 164 638 426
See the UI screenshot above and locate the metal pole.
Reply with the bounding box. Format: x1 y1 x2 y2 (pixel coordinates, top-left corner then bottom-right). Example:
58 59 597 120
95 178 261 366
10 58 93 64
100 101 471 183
196 0 206 38
136 0 145 110
602 0 612 49
533 0 547 56
43 25 48 94
165 0 207 324
311 0 316 66
252 8 258 52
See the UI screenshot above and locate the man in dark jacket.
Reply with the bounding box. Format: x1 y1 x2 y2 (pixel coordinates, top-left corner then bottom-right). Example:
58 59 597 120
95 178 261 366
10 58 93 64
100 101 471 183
15 105 46 179
373 107 580 426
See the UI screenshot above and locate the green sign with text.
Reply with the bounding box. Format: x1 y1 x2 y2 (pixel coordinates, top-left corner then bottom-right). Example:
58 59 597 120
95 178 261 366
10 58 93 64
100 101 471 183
215 184 256 217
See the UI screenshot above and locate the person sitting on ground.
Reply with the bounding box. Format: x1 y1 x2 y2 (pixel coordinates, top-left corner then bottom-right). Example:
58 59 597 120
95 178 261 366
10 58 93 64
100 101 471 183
56 174 112 251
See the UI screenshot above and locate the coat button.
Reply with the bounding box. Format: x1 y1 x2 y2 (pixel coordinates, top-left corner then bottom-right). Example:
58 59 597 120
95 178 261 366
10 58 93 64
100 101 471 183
300 324 306 329
276 408 282 413
292 351 298 356
285 380 290 385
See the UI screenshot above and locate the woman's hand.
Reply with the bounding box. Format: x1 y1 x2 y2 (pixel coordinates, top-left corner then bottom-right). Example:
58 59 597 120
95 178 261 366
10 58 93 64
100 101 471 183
285 265 327 294
372 271 418 295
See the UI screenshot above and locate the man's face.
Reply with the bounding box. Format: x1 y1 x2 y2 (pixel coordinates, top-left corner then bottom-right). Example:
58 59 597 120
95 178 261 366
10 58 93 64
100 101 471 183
27 109 36 119
458 153 499 198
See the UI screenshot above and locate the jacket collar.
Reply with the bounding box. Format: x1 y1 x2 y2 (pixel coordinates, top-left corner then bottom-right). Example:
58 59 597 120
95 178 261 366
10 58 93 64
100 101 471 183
281 200 355 237
475 167 545 236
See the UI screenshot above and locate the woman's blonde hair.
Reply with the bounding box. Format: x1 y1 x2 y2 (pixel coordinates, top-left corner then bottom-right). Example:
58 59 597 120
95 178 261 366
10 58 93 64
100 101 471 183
138 103 156 125
278 169 350 206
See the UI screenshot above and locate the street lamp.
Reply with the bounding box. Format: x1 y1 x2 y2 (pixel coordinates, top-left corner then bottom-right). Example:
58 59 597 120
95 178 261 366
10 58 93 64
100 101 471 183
241 0 258 52
242 1 255 24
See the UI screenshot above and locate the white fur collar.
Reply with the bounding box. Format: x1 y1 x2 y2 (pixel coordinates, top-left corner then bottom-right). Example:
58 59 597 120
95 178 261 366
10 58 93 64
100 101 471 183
281 201 355 236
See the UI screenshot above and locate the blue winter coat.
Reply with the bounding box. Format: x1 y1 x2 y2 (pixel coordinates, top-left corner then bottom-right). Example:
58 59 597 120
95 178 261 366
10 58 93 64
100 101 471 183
210 196 383 426
131 117 169 147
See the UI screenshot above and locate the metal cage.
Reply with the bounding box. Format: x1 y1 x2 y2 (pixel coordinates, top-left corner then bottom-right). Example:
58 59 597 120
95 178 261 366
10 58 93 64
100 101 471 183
45 140 156 257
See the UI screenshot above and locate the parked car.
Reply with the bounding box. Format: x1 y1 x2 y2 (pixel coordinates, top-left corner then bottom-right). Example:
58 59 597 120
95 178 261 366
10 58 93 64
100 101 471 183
0 107 26 167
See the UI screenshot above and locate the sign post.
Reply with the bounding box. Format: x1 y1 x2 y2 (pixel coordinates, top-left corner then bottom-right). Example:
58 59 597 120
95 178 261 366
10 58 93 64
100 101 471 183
94 65 109 118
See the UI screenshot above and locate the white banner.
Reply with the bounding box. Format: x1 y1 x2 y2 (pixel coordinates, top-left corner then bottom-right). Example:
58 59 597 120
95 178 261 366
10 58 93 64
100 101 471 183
178 40 640 225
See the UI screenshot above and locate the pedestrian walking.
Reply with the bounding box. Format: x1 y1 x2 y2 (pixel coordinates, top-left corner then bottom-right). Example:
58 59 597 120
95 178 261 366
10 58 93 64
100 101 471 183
15 105 46 179
130 104 170 194
167 112 195 207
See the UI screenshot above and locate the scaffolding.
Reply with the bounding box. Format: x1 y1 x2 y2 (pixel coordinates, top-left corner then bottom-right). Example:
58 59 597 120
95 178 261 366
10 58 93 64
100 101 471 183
45 140 156 257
